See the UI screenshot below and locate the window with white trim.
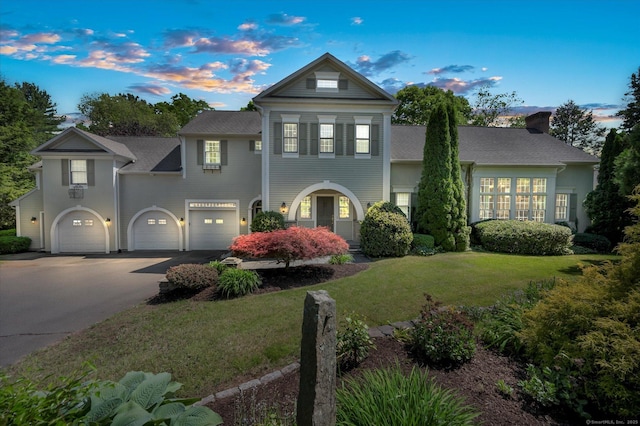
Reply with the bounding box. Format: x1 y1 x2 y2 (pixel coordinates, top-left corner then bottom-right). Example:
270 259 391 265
396 192 410 220
356 124 370 154
147 219 156 225
300 196 311 219
317 79 338 89
84 219 94 226
339 196 350 219
479 178 511 220
555 193 569 221
255 140 262 151
283 123 298 153
72 219 82 226
70 160 87 185
320 124 334 153
204 141 220 169
516 178 547 222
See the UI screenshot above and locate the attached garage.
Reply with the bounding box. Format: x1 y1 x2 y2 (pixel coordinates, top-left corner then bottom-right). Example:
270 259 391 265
57 211 106 253
131 210 180 250
189 206 238 250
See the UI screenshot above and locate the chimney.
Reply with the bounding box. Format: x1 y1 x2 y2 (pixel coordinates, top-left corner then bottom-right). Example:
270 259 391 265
525 111 552 133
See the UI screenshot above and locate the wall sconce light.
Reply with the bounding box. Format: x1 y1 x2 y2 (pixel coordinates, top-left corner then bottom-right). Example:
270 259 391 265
366 202 371 209
105 218 111 223
31 217 37 224
280 202 287 214
241 217 247 226
180 217 184 222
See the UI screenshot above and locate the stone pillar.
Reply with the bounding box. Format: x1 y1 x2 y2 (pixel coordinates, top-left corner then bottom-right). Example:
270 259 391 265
296 290 337 426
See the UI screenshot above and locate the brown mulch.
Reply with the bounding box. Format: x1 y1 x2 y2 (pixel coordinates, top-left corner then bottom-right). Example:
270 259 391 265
153 262 570 425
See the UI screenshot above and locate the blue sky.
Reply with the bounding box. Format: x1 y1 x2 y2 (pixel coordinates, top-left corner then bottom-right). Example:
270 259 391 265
1 0 638 127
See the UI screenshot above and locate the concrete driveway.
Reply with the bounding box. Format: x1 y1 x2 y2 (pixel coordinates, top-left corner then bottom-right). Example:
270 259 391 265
0 251 223 367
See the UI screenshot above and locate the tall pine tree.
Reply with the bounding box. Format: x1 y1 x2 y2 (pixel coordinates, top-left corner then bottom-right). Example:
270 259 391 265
417 101 455 251
447 99 470 251
584 128 632 246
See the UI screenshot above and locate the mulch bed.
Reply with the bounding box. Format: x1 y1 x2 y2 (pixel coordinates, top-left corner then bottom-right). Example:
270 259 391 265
150 262 572 425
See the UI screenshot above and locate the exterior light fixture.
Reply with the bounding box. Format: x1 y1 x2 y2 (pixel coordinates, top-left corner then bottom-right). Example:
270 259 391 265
180 217 184 222
366 202 371 209
280 202 287 214
31 217 37 224
105 218 111 223
241 217 247 225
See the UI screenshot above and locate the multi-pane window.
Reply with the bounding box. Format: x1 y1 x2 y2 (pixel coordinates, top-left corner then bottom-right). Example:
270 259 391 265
339 196 350 219
70 160 87 185
205 141 220 167
479 178 511 219
320 124 334 153
255 140 262 151
147 219 156 225
283 123 298 153
300 196 311 219
555 194 569 221
356 124 370 154
396 193 410 220
317 79 338 89
72 219 82 226
515 178 547 222
84 219 93 226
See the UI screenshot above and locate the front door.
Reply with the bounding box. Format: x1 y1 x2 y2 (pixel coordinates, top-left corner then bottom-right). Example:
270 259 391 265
317 196 334 231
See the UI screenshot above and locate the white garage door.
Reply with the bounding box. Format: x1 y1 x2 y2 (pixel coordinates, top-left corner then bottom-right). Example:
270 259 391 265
58 211 105 253
190 210 237 250
133 211 180 250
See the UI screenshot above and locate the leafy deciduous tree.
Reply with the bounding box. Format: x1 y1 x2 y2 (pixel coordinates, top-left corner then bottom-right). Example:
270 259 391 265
154 93 212 128
614 125 640 198
392 85 471 126
470 86 523 127
230 226 348 269
550 100 605 153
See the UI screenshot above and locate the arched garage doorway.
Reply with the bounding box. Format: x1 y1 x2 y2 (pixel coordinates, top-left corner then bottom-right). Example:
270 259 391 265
128 207 183 251
51 206 109 254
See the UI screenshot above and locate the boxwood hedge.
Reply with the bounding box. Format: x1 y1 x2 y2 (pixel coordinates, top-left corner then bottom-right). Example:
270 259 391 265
474 220 573 256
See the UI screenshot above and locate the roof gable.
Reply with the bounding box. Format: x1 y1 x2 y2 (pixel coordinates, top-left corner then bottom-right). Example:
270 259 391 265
32 127 136 160
253 52 398 105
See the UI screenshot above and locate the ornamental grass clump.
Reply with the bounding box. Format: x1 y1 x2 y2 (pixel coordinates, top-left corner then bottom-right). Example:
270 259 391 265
217 268 261 298
165 263 218 290
336 365 479 426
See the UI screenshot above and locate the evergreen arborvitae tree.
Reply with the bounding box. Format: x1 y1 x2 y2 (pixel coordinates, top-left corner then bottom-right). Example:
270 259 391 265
584 128 633 246
446 99 470 251
416 102 455 251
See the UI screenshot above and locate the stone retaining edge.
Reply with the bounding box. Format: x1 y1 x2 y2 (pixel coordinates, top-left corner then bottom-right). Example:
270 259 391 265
195 319 420 407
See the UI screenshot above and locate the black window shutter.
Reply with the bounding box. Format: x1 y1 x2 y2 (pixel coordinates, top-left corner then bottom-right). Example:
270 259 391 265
197 140 203 165
249 140 255 151
569 193 578 222
346 124 355 156
338 79 348 90
306 78 316 89
299 123 307 155
221 140 228 165
371 124 380 156
310 123 318 156
273 122 282 155
61 159 69 185
335 123 344 155
87 160 95 186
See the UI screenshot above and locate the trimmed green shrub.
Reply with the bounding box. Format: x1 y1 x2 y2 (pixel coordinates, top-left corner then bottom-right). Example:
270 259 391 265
0 236 31 254
166 263 218 290
411 233 435 250
474 220 573 255
337 366 479 425
217 268 261 298
360 201 413 257
0 228 16 237
572 232 612 253
250 211 285 233
410 294 476 368
336 313 375 372
555 221 577 234
329 253 353 264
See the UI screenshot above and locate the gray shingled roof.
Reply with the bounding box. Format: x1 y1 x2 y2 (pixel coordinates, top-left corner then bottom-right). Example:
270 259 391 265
108 136 181 173
179 111 262 136
32 127 136 160
391 125 599 166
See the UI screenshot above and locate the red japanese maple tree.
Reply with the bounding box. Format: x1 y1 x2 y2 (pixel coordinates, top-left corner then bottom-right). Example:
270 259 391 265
230 226 349 269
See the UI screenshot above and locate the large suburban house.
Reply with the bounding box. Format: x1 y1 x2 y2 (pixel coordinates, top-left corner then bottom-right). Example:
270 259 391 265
10 53 599 253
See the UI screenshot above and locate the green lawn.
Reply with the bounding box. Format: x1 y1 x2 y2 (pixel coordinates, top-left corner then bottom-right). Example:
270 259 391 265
6 251 617 398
